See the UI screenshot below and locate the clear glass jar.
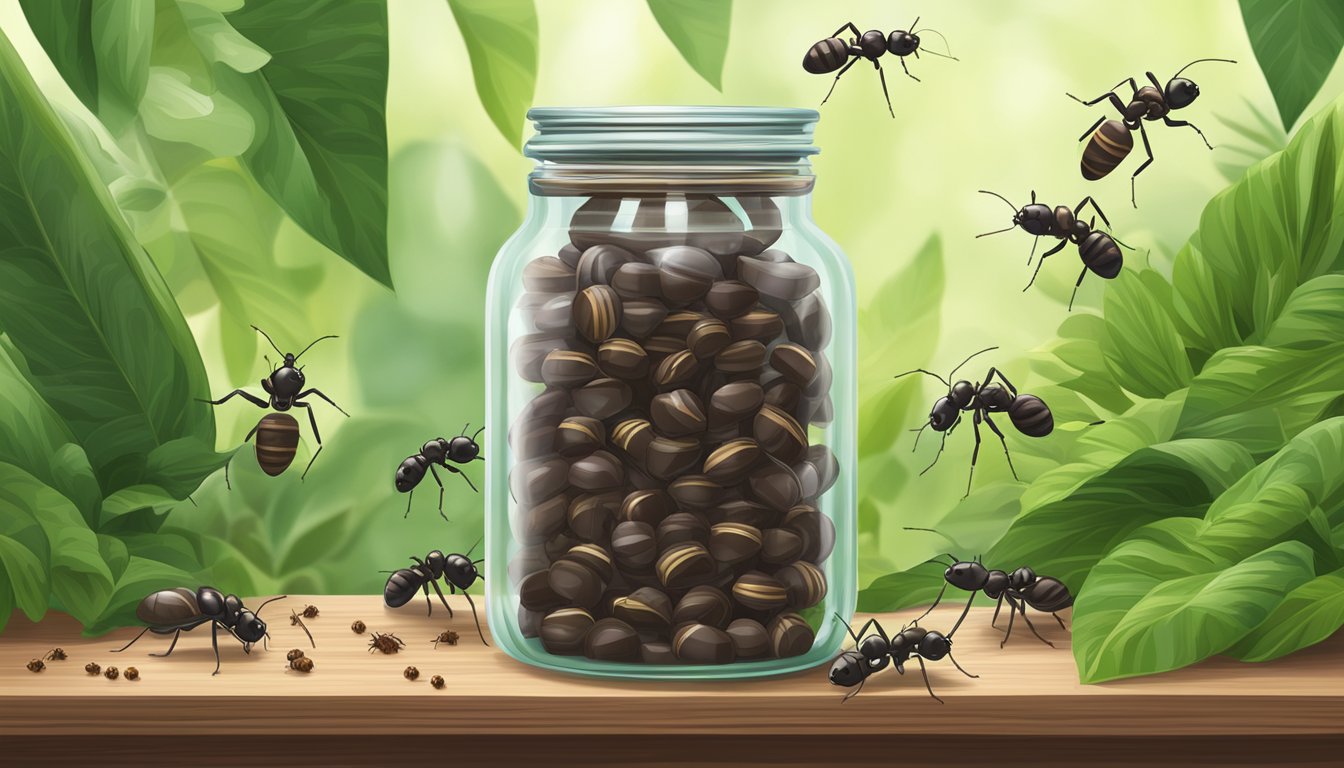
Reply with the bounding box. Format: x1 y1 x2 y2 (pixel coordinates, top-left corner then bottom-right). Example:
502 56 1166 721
485 107 855 679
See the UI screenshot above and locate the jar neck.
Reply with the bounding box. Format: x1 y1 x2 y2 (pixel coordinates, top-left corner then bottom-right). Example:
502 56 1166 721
529 162 815 197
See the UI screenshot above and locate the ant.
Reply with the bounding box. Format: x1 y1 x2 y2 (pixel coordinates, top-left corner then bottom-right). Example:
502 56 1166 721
203 326 348 487
367 632 405 654
113 587 294 675
1069 58 1236 206
382 540 487 645
905 528 1074 648
895 347 1053 498
803 18 956 117
977 189 1132 310
395 424 485 521
829 611 977 704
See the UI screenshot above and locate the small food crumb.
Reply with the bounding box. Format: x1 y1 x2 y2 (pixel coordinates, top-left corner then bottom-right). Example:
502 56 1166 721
288 656 314 673
104 666 119 680
287 648 306 662
404 666 419 681
26 659 44 673
351 620 366 634
430 675 445 689
124 667 139 681
85 662 101 675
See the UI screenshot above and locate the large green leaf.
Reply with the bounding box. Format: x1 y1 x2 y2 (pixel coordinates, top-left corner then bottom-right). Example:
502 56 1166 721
857 560 949 613
445 0 538 149
1100 269 1192 399
0 471 50 627
0 28 217 495
17 0 99 114
1239 0 1344 130
1229 567 1344 661
646 0 731 90
226 0 391 285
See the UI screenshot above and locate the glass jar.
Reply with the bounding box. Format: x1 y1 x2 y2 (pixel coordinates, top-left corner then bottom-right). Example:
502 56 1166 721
485 107 855 679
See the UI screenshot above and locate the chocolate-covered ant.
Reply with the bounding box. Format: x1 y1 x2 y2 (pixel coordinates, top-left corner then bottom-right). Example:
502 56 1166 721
803 18 956 117
829 611 977 704
896 347 1053 497
395 423 485 521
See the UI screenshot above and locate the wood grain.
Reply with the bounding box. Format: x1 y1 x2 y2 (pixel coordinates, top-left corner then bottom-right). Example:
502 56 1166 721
2 595 1342 749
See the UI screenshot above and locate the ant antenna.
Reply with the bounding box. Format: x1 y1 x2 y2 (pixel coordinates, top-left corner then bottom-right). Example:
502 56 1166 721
911 421 931 451
1172 57 1236 79
947 346 998 381
253 594 287 617
466 535 484 559
471 425 485 441
913 27 956 59
252 326 285 358
841 676 867 703
893 368 951 387
978 189 1017 213
294 334 339 361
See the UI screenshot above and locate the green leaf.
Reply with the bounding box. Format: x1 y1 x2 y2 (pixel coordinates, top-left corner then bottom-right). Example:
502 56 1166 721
84 554 193 635
1075 534 1315 683
1230 567 1344 661
0 492 49 624
1100 270 1192 399
1239 0 1344 130
139 66 254 157
226 0 391 285
857 560 949 613
17 0 99 113
91 0 155 132
646 0 731 90
0 28 217 495
445 0 538 148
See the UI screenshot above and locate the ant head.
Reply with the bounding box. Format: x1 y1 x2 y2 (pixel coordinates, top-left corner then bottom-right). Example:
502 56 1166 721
887 29 919 56
828 651 868 687
395 458 424 492
929 396 959 431
1165 77 1199 109
448 435 480 463
945 558 990 590
858 29 887 58
234 610 267 643
1019 202 1054 236
917 631 951 660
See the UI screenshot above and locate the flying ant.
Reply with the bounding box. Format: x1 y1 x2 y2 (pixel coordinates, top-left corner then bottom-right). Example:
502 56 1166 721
803 18 956 117
395 424 485 521
905 528 1074 648
895 347 1053 497
203 326 348 487
829 610 976 704
1069 58 1236 206
977 189 1132 310
382 539 487 645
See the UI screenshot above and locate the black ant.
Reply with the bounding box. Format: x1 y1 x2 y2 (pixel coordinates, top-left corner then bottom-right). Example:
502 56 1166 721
829 612 976 704
203 326 348 486
905 528 1075 648
803 18 956 117
895 347 1053 498
1069 58 1236 206
395 423 485 521
977 189 1133 310
382 539 487 645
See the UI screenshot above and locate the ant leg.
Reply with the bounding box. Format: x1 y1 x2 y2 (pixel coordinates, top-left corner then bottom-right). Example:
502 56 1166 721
1066 79 1135 110
295 402 323 480
830 22 863 38
112 626 152 653
948 652 979 679
948 590 976 638
1000 597 1018 648
199 389 268 408
1026 235 1039 265
1074 196 1112 230
919 431 950 476
428 465 448 523
899 56 920 83
916 657 944 704
211 622 222 676
964 411 984 498
461 589 489 645
983 367 1018 397
981 414 1018 481
149 629 182 657
1024 240 1068 291
422 582 433 617
428 578 455 618
991 593 1006 628
1145 71 1162 89
1053 612 1069 631
820 57 859 105
1076 115 1106 143
1130 123 1154 208
1164 116 1214 150
295 388 349 417
403 489 415 519
1068 266 1090 312
876 61 896 118
445 464 479 493
1011 597 1055 647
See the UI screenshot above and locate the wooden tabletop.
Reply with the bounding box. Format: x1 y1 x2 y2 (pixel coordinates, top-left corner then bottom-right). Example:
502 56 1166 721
3 595 1341 765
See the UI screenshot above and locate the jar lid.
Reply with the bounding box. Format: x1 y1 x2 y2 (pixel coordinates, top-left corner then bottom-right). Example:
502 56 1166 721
524 107 820 164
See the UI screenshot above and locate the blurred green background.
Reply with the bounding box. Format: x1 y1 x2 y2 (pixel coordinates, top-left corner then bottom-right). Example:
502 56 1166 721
1 0 1343 662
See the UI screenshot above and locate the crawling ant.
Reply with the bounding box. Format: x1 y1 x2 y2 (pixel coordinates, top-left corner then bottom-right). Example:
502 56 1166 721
1069 58 1236 206
896 347 1053 497
906 528 1074 648
113 587 290 675
829 612 976 703
382 539 487 645
977 189 1131 309
368 632 406 654
44 648 67 661
203 326 348 487
433 630 460 648
803 18 956 117
396 424 485 521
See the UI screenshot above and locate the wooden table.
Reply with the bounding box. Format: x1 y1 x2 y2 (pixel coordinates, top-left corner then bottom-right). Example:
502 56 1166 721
2 596 1341 766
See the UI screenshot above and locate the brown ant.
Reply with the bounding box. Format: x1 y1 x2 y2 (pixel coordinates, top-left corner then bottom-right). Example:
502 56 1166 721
367 632 405 654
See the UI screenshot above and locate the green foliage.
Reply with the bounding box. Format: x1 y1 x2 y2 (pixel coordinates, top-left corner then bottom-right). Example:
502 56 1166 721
0 27 224 634
646 0 731 91
446 0 538 149
1239 0 1344 130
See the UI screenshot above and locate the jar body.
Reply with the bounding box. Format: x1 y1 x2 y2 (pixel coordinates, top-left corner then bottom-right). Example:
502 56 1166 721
485 111 855 680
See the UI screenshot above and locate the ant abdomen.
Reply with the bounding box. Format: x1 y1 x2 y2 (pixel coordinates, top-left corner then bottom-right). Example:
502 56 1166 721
1008 394 1054 437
